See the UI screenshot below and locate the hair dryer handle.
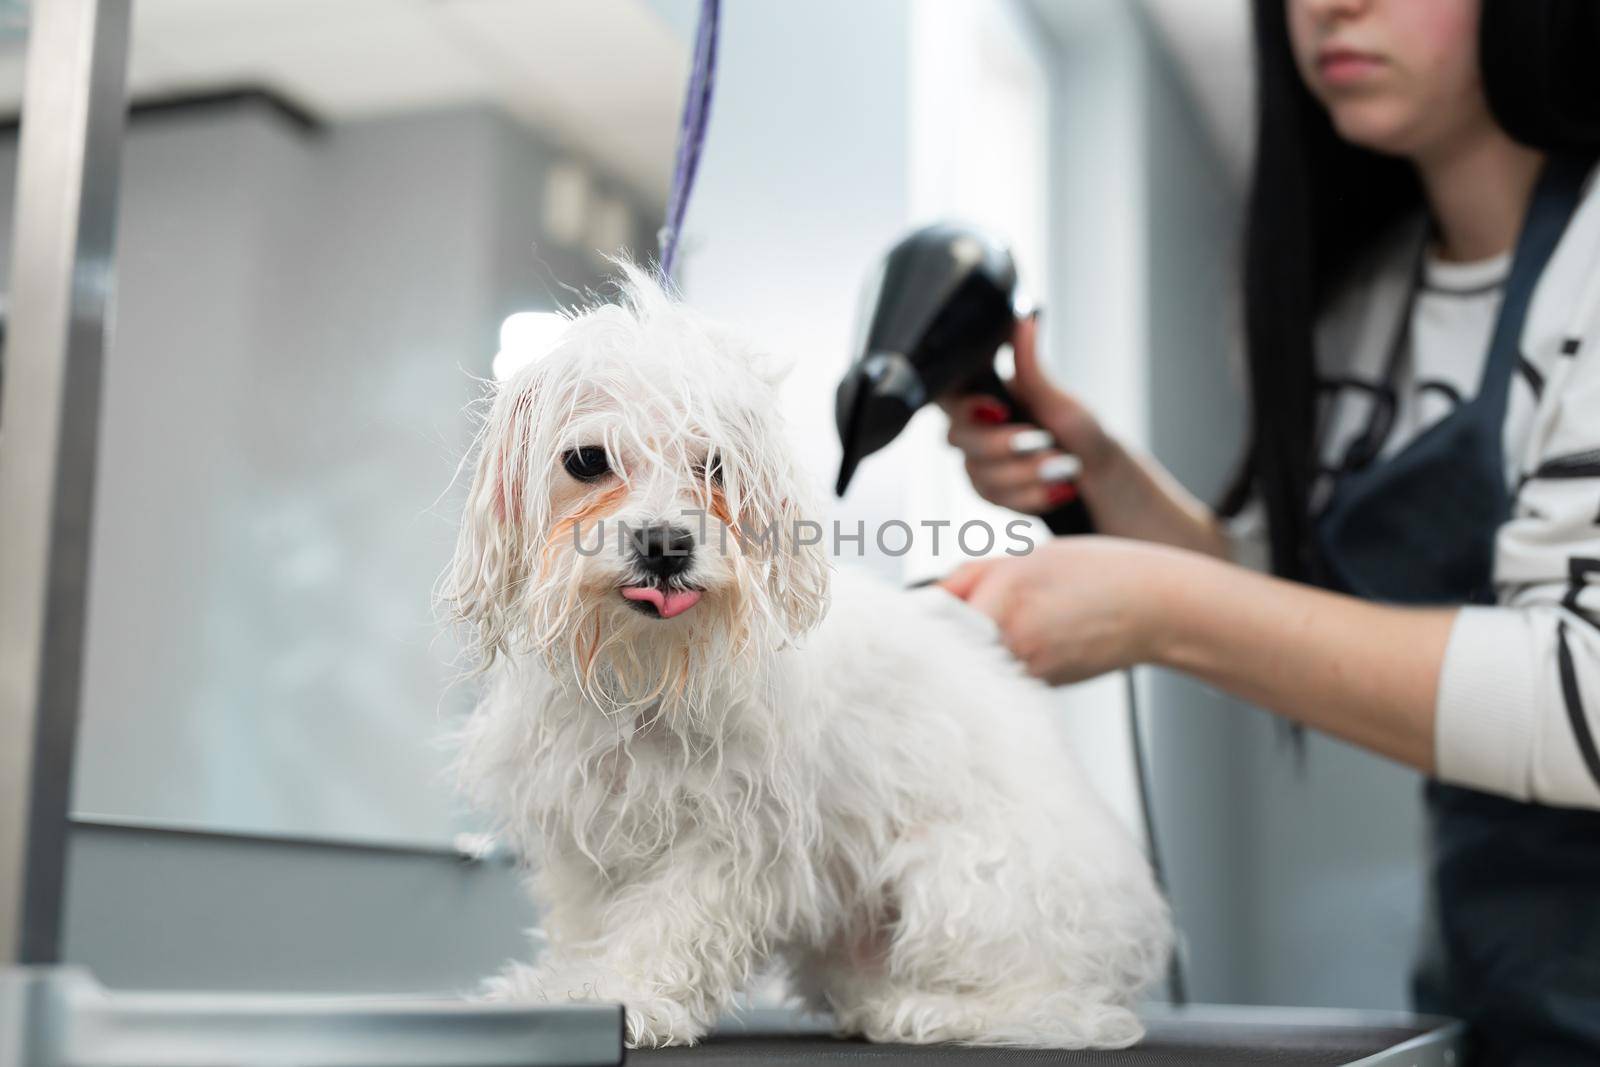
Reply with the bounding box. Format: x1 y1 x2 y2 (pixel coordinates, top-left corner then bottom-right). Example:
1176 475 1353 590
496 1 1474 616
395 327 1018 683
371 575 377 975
962 370 1094 537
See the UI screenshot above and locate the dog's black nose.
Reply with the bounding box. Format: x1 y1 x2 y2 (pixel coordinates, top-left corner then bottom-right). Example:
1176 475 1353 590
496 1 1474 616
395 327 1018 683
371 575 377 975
632 523 695 579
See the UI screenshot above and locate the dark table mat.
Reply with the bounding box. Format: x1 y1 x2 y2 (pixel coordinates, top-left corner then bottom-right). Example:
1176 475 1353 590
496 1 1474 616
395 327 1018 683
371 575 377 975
634 1019 1429 1065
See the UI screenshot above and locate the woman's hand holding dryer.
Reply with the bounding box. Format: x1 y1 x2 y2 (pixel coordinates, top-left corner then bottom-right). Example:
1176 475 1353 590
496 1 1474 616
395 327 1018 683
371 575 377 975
939 315 1231 560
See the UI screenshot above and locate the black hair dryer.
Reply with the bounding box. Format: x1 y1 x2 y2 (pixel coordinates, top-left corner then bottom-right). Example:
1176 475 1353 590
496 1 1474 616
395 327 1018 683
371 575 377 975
834 222 1094 536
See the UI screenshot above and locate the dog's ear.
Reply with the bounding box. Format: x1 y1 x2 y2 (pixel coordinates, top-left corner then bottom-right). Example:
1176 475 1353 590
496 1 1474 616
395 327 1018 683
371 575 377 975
745 451 831 644
771 483 831 642
447 379 539 662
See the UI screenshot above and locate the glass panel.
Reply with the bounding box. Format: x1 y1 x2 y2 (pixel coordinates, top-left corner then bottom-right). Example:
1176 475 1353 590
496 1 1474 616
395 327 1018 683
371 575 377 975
65 0 684 847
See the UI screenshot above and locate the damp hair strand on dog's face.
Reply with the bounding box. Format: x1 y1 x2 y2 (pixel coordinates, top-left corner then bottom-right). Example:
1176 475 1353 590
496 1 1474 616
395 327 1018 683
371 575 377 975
446 264 831 725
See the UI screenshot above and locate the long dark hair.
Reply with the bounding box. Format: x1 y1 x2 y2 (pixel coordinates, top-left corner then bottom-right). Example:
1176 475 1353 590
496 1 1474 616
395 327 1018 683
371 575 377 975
1221 0 1600 580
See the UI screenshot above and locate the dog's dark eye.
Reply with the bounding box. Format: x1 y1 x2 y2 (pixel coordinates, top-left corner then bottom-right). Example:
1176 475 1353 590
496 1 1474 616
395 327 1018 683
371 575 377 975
562 446 611 482
696 453 723 487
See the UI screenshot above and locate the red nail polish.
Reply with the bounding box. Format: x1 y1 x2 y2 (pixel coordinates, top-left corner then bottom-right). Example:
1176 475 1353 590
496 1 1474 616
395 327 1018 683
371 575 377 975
1046 482 1078 506
973 399 1009 425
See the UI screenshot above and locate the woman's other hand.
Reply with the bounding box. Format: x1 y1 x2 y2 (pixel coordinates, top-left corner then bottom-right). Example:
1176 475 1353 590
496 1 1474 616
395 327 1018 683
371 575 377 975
939 534 1448 775
939 537 1181 685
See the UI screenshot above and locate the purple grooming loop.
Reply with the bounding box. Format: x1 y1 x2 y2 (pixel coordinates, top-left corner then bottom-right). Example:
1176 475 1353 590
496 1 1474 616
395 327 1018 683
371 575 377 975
657 0 720 282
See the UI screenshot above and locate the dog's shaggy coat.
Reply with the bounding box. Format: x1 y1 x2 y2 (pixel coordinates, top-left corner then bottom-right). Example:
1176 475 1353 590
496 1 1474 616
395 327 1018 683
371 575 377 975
447 269 1172 1048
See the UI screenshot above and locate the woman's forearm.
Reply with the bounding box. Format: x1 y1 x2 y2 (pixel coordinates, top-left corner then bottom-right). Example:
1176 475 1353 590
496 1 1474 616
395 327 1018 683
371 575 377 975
1147 550 1455 772
1082 443 1232 560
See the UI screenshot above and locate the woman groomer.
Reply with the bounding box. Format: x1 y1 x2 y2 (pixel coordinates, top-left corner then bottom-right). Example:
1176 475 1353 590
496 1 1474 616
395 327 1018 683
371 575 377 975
940 1 1600 1063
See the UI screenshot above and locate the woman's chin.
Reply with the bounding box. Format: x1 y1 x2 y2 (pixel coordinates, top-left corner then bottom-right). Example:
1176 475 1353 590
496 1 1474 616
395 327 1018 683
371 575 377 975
1326 100 1429 158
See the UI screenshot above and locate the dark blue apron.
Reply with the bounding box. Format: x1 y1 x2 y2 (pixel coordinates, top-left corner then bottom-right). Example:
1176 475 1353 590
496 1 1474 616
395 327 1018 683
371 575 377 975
1313 151 1600 1067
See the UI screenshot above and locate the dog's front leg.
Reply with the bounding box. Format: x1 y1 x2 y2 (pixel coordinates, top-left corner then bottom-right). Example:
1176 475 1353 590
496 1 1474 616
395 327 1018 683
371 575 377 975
494 852 766 1048
595 854 770 1049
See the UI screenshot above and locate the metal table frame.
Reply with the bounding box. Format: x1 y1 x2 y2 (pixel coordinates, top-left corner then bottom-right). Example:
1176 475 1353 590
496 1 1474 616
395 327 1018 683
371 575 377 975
0 0 131 967
0 968 625 1067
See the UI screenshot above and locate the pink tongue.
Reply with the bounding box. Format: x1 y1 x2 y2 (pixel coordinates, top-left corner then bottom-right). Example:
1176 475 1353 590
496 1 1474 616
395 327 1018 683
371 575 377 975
621 586 702 619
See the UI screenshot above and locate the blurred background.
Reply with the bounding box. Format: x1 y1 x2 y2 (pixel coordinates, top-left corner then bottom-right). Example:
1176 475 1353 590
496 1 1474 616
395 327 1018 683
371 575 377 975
0 0 1427 1011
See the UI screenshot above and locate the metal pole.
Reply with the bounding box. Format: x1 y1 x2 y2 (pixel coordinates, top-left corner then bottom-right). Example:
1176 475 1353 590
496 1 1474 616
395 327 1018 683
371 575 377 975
0 0 131 964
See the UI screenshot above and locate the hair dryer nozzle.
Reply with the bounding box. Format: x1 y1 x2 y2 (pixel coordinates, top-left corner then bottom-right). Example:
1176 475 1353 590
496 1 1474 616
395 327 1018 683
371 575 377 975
834 351 925 495
834 223 1018 497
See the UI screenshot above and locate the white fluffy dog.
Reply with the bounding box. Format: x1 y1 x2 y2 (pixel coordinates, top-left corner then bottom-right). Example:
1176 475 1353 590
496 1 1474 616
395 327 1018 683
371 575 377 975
446 268 1172 1049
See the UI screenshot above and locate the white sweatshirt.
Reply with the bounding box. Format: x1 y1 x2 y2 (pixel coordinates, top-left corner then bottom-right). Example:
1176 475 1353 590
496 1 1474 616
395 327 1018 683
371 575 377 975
1231 164 1600 810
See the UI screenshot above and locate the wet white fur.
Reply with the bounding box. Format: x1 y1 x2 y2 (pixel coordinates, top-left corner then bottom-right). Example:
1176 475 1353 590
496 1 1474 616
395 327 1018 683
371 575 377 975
446 268 1172 1048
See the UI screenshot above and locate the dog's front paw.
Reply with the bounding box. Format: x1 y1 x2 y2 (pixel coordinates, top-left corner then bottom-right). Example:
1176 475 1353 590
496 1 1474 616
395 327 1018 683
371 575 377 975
623 995 703 1049
480 962 553 1004
482 962 705 1048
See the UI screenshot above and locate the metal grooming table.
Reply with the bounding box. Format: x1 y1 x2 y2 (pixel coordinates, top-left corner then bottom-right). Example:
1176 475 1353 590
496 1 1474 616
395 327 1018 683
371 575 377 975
2 973 1462 1066
638 1006 1465 1067
0 982 1469 1067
